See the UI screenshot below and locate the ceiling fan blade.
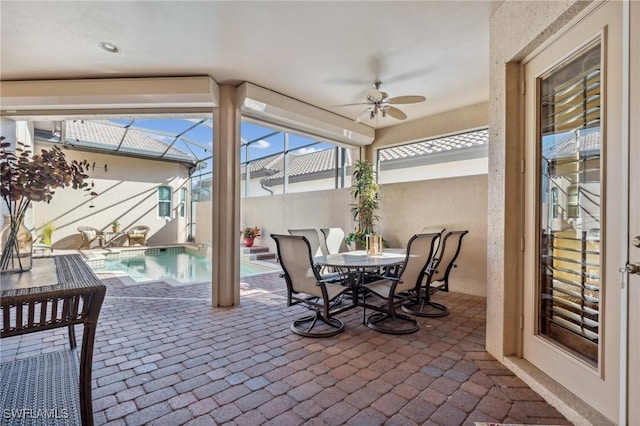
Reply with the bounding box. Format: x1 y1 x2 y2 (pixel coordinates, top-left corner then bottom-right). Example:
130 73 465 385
333 102 367 107
388 95 426 104
385 106 407 120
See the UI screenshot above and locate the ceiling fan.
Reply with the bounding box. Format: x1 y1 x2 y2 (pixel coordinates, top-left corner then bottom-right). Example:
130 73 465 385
334 81 426 122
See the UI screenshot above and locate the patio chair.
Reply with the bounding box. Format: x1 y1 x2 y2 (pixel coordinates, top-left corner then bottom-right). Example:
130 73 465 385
362 232 440 334
287 228 325 256
320 227 349 254
402 230 469 317
271 234 351 337
127 225 150 246
77 226 105 249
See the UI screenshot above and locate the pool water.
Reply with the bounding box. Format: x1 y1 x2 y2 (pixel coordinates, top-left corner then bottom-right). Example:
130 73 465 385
89 250 279 285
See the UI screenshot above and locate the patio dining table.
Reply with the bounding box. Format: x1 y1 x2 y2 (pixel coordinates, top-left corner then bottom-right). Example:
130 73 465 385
314 249 406 291
313 249 406 274
313 249 408 324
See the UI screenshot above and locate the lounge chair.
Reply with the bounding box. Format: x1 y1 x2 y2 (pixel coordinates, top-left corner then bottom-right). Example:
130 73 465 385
77 226 105 250
126 225 150 246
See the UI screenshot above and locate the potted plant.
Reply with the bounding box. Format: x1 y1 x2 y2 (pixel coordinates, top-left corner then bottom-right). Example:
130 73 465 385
111 219 120 233
41 221 55 245
242 226 260 248
0 137 94 272
345 160 380 249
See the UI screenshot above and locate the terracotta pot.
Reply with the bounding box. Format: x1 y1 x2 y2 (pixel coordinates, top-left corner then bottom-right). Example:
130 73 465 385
243 237 255 247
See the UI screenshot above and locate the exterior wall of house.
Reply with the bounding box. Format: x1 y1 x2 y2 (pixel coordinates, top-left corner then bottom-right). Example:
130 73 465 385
243 176 341 197
195 201 213 244
199 173 488 297
32 145 191 248
379 157 488 184
243 188 353 252
487 1 619 423
379 174 487 296
487 0 592 358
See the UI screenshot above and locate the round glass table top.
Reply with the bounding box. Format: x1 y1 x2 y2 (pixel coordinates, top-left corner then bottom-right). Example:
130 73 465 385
313 249 406 268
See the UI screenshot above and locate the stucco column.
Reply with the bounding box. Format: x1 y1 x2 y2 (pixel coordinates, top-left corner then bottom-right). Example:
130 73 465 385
212 85 241 307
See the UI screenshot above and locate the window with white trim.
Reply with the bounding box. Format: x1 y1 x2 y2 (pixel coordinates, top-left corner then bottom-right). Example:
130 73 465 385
158 185 172 218
179 187 187 218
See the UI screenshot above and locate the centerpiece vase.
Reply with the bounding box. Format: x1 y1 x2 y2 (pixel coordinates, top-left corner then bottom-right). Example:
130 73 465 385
0 214 33 273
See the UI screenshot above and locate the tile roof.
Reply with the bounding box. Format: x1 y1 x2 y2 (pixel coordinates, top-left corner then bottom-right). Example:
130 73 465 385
378 128 488 162
546 130 600 159
243 148 352 183
266 148 352 180
37 120 196 164
245 129 489 185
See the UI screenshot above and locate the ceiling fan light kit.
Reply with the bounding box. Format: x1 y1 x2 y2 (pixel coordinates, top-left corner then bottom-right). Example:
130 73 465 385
336 80 426 122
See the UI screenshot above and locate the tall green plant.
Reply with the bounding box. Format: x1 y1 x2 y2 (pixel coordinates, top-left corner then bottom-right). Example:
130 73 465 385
42 221 55 245
346 160 380 247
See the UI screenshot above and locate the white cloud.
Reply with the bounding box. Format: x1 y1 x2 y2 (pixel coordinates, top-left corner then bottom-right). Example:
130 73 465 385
295 147 318 155
251 140 271 149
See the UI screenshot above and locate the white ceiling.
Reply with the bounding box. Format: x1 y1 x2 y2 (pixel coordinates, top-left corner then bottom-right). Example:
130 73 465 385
0 1 503 129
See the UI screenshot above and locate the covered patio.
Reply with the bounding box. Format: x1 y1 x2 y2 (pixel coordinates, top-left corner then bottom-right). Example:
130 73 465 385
1 270 570 425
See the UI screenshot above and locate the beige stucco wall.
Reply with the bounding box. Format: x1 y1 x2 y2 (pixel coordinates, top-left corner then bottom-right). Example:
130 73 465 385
241 188 353 255
32 146 191 248
206 172 488 298
379 175 487 296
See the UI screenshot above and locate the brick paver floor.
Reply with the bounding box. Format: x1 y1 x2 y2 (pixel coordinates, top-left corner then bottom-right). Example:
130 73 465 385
0 272 572 425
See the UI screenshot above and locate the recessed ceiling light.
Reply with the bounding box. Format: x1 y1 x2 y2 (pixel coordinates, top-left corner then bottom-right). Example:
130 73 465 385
99 42 120 53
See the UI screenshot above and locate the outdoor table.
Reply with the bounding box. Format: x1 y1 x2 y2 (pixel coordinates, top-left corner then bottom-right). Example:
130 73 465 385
0 255 106 425
313 249 407 320
313 249 406 324
314 249 406 278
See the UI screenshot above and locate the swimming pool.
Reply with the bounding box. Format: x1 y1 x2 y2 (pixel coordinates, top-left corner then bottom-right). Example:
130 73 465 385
87 247 280 286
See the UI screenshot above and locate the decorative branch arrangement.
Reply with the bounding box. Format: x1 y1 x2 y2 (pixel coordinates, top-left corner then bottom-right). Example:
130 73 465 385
0 136 95 270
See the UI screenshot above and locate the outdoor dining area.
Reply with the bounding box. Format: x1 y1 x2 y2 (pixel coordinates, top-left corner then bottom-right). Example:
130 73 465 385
0 254 572 426
275 228 468 337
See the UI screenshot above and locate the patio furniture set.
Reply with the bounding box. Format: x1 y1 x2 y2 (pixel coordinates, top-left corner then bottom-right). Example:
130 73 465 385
77 225 150 249
272 228 468 337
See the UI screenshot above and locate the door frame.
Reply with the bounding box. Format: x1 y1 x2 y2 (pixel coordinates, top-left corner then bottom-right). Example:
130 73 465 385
520 1 625 423
624 1 639 423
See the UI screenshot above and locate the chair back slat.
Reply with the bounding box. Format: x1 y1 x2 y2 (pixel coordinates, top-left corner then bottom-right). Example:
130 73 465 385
397 233 439 293
320 228 348 254
431 230 469 282
288 229 325 257
272 234 324 298
2 294 95 338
